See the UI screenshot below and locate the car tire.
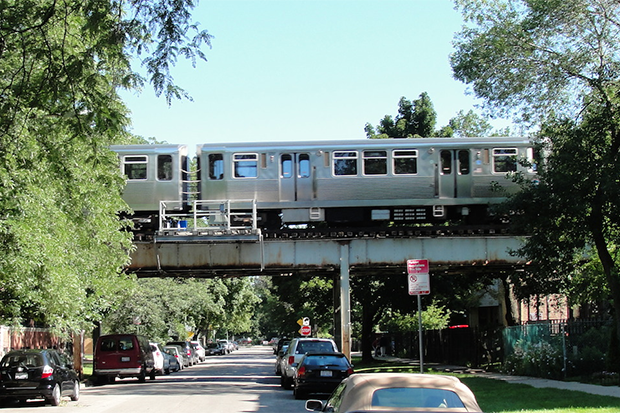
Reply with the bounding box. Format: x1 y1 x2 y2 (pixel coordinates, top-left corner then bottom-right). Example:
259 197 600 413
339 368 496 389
138 368 147 383
70 380 80 401
49 383 61 406
280 375 293 390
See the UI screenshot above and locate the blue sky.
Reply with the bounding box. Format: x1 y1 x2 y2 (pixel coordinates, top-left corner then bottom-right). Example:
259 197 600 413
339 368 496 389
121 0 493 148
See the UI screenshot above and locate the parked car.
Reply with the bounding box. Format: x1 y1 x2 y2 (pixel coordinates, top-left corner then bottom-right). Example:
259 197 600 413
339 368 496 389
292 352 353 399
190 341 206 362
274 341 290 376
93 334 155 383
166 341 197 366
0 349 80 406
217 339 234 354
305 373 483 412
163 345 187 369
150 343 167 375
279 337 338 389
206 342 225 355
162 347 181 373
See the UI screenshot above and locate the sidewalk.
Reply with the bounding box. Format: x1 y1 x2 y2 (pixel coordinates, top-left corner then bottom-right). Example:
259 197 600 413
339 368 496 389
353 353 620 399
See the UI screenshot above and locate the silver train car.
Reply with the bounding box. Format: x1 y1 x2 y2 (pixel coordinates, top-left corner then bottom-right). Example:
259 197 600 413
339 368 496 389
195 137 536 228
111 144 190 226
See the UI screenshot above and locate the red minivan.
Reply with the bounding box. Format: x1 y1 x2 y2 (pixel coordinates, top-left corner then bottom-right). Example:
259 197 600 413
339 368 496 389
93 334 155 384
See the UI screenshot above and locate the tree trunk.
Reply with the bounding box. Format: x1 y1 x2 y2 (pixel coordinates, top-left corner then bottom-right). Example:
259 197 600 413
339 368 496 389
360 302 376 362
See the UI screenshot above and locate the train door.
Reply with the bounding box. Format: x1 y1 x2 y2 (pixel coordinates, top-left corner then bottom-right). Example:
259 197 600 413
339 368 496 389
279 153 312 201
437 149 472 198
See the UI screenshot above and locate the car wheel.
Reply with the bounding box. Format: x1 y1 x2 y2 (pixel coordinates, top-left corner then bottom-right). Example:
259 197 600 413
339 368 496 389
280 375 293 389
138 368 147 383
149 369 156 380
70 380 80 401
49 383 61 406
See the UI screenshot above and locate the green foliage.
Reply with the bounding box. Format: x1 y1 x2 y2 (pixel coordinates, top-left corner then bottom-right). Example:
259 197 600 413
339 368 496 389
0 0 210 331
503 339 564 379
452 0 620 343
365 93 437 138
380 303 451 333
101 277 259 343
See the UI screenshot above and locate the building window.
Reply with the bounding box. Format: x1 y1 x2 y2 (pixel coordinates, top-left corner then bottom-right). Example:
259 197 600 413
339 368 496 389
123 155 148 180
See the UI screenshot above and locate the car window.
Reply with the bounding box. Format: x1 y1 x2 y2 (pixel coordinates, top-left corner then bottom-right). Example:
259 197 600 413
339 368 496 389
119 337 135 351
371 387 465 408
296 341 335 354
1 353 43 368
325 380 348 412
303 355 348 367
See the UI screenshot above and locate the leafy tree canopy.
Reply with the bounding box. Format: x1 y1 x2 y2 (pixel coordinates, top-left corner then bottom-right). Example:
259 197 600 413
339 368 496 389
451 0 620 347
0 0 211 332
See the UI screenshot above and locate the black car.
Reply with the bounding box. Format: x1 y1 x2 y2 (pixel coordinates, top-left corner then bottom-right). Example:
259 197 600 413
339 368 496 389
0 349 80 406
292 352 353 400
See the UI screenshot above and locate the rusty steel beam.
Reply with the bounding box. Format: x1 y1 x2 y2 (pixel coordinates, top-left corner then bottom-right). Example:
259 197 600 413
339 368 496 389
127 236 528 278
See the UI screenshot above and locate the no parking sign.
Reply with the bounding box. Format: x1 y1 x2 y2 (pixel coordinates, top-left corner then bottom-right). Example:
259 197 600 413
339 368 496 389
407 259 430 295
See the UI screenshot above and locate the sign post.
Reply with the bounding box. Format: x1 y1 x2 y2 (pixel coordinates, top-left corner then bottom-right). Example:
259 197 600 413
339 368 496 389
298 317 311 336
407 259 430 373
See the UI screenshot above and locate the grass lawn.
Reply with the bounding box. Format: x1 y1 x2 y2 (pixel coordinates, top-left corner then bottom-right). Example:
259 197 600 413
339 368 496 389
351 357 620 413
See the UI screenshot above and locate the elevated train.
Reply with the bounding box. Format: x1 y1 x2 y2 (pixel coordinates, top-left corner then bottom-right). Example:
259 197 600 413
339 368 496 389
111 137 536 231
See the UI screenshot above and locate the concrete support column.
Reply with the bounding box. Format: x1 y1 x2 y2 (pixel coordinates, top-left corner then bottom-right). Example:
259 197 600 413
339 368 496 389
339 242 351 360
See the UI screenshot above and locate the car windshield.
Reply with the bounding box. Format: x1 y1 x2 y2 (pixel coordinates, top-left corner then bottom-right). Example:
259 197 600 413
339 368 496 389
371 387 465 409
303 355 348 367
1 353 43 368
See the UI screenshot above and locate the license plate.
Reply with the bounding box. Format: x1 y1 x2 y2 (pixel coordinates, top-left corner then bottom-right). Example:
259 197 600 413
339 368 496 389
320 370 332 377
121 357 131 362
15 372 28 380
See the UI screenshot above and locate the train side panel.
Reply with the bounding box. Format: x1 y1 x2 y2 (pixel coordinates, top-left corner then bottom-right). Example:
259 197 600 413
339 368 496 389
111 144 189 214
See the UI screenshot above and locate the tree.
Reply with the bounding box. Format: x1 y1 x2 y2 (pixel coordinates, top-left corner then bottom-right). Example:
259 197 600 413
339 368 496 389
447 110 510 137
451 0 620 348
0 0 211 332
365 93 437 138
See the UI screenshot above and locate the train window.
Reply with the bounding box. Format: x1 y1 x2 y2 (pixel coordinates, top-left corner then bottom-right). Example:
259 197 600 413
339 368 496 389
458 150 470 175
493 148 518 173
393 150 417 175
440 150 452 175
363 151 387 175
123 155 148 180
333 151 358 176
281 154 292 178
157 155 173 181
299 154 310 178
234 153 258 178
209 154 224 180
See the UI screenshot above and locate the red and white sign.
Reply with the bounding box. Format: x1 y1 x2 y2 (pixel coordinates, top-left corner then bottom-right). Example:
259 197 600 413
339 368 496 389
299 325 311 336
407 259 430 295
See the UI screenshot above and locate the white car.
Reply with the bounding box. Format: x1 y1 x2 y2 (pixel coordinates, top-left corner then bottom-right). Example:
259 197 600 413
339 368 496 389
279 338 338 389
150 343 165 375
190 341 206 362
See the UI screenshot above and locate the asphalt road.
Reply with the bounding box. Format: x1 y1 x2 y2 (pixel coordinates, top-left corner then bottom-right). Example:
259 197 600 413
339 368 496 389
4 346 310 413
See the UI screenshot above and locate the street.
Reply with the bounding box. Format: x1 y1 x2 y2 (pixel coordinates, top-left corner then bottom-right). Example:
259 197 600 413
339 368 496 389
5 346 309 413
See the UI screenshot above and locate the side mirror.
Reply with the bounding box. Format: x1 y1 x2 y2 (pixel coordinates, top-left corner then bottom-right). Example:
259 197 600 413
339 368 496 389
305 399 324 412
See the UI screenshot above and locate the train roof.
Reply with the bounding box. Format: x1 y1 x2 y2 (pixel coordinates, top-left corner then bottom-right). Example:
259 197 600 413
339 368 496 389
196 137 532 153
110 144 187 154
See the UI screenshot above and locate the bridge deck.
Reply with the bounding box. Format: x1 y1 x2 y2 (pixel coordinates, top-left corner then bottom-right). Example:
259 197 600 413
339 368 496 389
128 235 528 277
